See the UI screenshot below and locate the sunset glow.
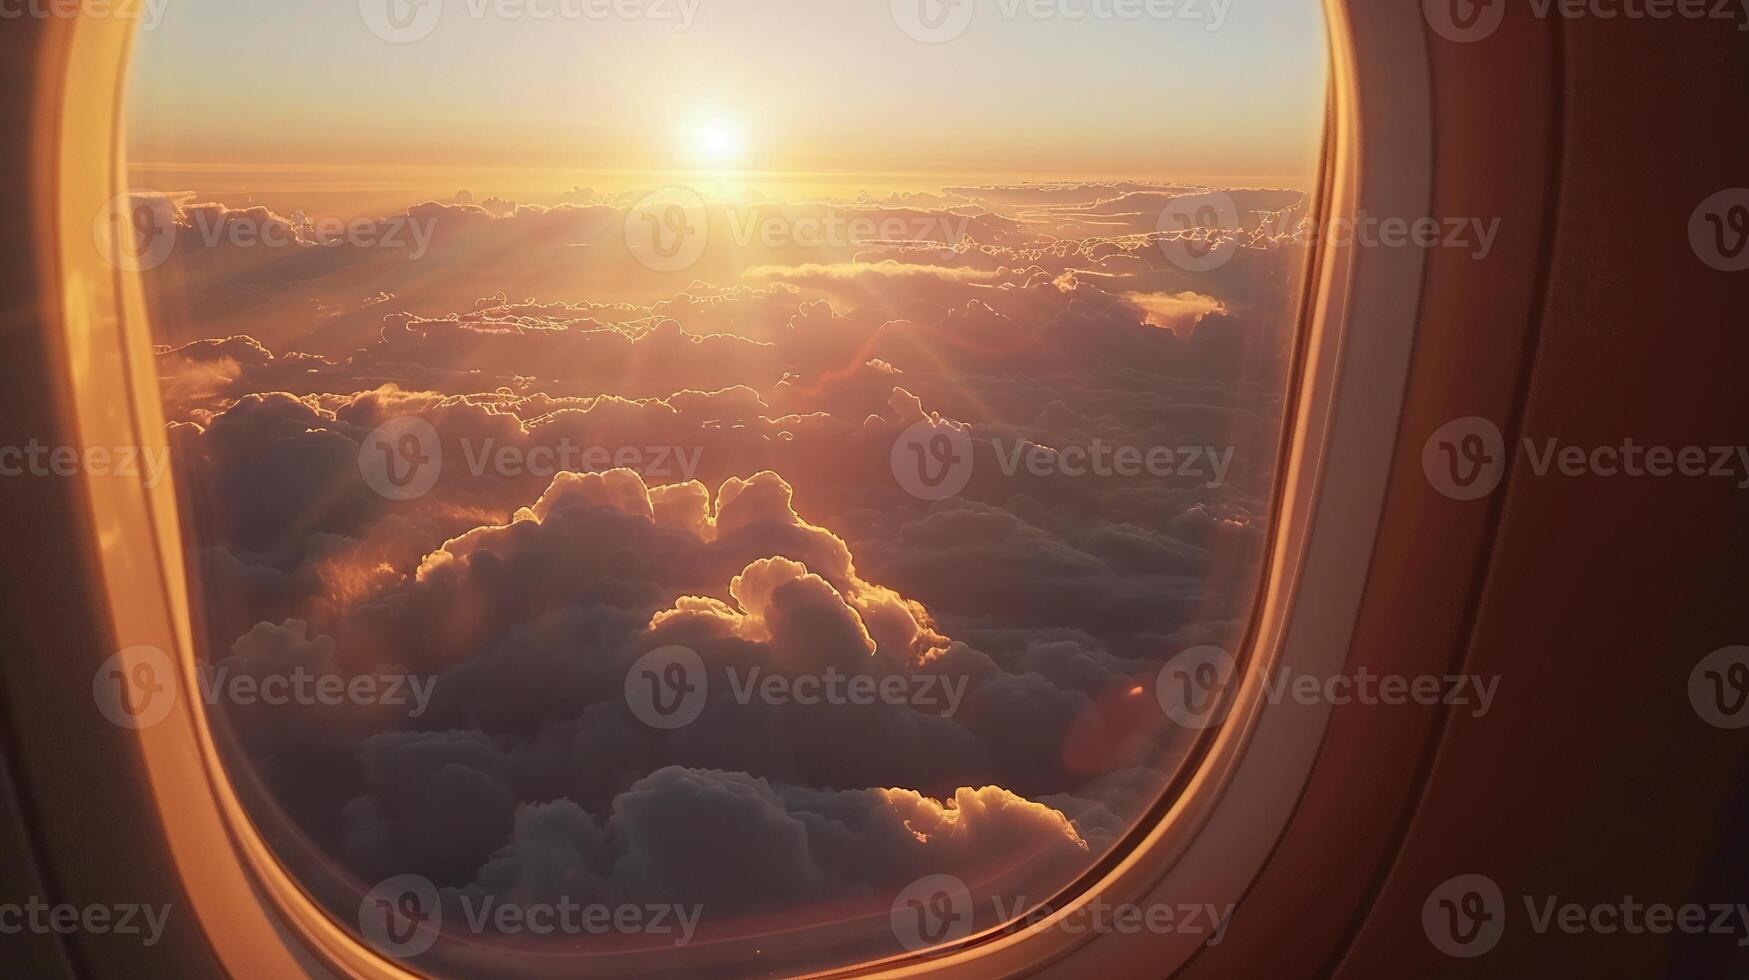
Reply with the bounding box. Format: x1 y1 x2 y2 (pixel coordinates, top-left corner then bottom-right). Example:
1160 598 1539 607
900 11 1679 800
686 116 747 169
125 1 1329 975
126 1 1326 214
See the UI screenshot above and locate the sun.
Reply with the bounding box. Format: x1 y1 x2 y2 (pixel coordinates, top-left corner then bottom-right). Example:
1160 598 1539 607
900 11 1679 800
687 117 746 170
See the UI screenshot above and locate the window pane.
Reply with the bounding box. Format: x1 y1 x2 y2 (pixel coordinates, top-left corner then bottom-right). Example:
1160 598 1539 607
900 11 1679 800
125 1 1327 973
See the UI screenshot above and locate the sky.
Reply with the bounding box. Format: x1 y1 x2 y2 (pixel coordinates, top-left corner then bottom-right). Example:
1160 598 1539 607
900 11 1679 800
125 0 1328 210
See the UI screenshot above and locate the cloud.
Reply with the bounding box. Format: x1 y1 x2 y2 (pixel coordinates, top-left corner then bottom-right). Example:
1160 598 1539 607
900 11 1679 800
1121 290 1228 333
179 459 1205 910
147 179 1310 959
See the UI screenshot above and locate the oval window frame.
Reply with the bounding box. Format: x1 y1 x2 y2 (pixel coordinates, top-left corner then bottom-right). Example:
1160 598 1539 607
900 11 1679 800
37 2 1431 975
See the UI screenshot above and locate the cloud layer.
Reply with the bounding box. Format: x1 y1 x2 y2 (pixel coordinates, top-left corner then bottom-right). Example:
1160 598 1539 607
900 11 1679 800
147 179 1304 966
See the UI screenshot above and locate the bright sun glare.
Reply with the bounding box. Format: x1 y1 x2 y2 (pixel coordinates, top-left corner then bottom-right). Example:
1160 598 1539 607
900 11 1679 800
688 118 746 169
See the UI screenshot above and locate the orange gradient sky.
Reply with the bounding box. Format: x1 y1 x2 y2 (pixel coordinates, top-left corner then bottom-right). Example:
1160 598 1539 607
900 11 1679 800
125 0 1328 211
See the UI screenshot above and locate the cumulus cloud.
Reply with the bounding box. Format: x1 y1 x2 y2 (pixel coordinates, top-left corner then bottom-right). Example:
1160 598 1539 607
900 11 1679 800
145 178 1308 962
1122 290 1228 333
196 463 1196 907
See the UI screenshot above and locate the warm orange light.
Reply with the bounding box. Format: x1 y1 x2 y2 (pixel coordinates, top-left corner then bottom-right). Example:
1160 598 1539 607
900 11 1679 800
687 117 746 170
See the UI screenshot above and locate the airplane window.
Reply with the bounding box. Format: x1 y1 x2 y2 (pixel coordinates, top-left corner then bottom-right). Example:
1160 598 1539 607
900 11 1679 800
119 0 1328 973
